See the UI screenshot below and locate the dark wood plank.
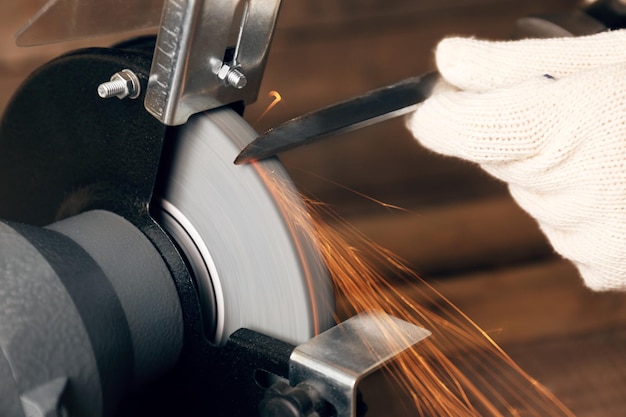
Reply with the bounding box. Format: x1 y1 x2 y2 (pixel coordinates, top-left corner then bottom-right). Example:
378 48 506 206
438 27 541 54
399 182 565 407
276 0 579 30
340 195 553 276
507 330 626 417
428 260 626 346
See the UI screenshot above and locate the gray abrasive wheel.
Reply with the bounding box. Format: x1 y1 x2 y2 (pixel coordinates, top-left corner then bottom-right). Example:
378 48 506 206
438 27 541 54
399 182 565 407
154 108 335 346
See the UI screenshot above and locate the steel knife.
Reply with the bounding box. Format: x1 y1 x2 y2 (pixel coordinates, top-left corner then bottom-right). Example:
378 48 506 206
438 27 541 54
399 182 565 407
234 72 440 164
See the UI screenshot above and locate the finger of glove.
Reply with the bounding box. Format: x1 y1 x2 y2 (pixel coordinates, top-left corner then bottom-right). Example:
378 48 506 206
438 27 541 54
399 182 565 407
409 63 626 168
435 29 626 91
539 216 626 291
484 63 626 190
537 217 626 291
508 157 626 292
407 75 557 165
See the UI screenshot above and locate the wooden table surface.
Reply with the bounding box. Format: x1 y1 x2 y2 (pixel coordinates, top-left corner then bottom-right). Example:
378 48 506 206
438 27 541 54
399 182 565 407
1 1 625 416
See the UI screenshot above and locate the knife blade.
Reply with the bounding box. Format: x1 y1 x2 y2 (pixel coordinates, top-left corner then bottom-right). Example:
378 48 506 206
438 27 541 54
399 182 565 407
234 72 440 164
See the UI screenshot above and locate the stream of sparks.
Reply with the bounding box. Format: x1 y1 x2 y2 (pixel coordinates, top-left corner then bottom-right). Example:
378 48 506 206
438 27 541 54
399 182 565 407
255 167 574 417
255 90 283 124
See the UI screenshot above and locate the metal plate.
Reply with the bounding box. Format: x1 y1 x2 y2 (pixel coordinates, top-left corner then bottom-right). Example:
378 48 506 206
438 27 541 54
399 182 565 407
290 311 431 417
154 108 335 346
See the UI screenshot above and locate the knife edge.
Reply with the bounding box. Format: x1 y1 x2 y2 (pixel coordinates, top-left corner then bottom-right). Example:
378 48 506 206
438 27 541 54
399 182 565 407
235 72 439 164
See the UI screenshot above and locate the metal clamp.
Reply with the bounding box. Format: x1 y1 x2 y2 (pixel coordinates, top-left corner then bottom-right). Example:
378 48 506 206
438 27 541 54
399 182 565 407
145 0 282 125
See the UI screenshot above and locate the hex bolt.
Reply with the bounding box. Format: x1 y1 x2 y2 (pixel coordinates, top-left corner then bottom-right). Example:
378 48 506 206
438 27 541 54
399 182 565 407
260 381 329 417
97 69 141 100
217 64 248 89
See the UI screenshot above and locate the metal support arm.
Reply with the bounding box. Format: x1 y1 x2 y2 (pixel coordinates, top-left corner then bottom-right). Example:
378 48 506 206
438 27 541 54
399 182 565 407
145 0 282 125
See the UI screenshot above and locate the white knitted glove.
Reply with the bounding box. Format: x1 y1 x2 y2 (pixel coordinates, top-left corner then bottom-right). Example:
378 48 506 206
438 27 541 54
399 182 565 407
407 30 626 291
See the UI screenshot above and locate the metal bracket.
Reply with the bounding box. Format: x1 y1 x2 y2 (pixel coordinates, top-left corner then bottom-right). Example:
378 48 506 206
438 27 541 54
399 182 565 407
289 311 431 417
145 0 282 125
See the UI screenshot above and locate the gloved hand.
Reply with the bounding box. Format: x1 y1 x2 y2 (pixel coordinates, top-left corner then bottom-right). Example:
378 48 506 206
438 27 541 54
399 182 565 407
407 30 626 291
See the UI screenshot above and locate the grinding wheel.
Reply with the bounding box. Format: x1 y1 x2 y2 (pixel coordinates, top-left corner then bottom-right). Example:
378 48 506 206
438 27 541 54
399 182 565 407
154 108 335 346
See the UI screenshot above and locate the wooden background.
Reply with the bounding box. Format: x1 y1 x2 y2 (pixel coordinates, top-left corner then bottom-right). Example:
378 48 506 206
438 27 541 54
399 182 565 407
1 0 626 415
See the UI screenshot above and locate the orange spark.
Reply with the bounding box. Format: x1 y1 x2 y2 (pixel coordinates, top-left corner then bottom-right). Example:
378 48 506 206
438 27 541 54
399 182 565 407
255 90 283 124
255 166 574 417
